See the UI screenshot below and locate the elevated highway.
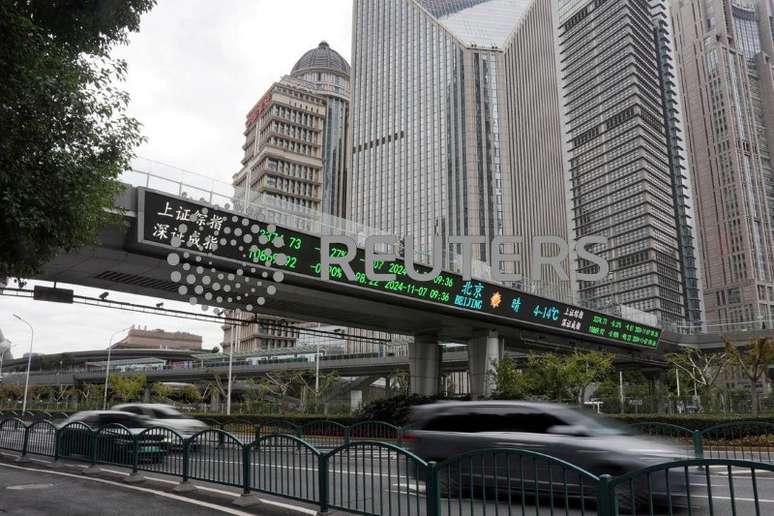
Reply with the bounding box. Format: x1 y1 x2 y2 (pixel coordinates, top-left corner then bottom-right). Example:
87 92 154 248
1 351 471 386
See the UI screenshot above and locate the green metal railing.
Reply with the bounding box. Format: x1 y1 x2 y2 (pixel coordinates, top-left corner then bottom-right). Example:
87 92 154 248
250 434 321 504
327 441 426 516
433 449 601 516
3 416 774 515
0 417 26 452
629 420 774 463
25 420 57 458
187 429 243 488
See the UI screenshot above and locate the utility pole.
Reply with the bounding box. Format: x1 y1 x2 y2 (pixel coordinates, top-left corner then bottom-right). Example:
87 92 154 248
12 314 34 414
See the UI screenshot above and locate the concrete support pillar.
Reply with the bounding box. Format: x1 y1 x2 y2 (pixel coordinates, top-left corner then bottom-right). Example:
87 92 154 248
468 330 502 400
408 334 441 396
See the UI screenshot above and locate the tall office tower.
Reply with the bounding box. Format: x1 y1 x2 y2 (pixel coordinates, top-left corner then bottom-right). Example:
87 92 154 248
558 0 702 325
672 0 774 328
350 0 572 298
225 43 352 353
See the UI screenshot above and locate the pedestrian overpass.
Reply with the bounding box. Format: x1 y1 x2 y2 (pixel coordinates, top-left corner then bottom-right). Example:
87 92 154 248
32 162 672 398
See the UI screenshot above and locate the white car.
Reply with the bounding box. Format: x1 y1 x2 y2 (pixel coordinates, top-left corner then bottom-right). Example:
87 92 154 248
112 403 208 438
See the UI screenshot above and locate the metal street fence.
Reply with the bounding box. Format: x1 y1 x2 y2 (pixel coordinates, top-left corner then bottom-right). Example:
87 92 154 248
195 419 404 449
2 417 774 516
5 413 774 461
630 420 774 463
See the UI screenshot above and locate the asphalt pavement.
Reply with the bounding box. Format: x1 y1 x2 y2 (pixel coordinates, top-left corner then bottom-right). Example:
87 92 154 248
0 459 317 516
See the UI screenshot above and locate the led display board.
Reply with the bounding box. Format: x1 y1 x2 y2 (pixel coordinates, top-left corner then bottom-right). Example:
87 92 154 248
138 189 661 348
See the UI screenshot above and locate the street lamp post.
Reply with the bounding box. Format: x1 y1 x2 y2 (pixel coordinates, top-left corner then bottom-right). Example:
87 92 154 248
103 327 131 410
12 314 34 414
226 310 240 416
315 340 321 393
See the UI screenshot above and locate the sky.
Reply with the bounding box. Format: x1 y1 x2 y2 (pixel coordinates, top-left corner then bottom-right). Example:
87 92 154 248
0 1 353 357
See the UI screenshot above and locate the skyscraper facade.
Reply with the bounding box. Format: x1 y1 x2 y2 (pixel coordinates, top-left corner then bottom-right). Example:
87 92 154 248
225 43 352 353
351 0 572 297
558 0 702 325
233 42 351 218
672 0 774 328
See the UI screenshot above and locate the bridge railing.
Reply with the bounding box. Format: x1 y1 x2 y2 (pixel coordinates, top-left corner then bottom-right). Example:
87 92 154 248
123 158 498 279
2 416 774 516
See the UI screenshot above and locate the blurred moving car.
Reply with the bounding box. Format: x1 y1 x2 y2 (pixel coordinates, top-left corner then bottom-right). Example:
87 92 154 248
59 410 166 464
405 401 688 508
112 403 208 438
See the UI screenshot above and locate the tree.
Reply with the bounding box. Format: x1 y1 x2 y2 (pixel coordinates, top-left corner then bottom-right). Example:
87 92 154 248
257 371 302 412
205 374 228 404
595 371 651 413
527 351 614 404
724 337 774 416
666 346 730 411
492 357 533 400
0 384 23 403
0 1 155 278
526 353 566 401
180 385 202 404
211 346 220 354
563 351 615 404
293 370 339 414
53 385 74 405
390 370 410 397
150 382 171 401
109 374 147 403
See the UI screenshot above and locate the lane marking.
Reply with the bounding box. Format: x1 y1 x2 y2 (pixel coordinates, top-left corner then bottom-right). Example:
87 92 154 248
0 462 277 516
97 467 317 515
6 483 54 490
692 494 774 504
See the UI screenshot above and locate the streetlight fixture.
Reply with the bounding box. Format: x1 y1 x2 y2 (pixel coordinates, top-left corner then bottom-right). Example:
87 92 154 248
103 326 131 410
12 314 34 413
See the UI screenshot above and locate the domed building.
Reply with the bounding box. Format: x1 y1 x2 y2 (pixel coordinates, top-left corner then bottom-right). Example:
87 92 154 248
290 42 351 219
291 41 350 98
228 42 354 354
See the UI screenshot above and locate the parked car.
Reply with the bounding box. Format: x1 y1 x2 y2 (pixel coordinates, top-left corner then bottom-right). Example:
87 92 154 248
112 403 208 439
405 401 689 509
58 410 166 464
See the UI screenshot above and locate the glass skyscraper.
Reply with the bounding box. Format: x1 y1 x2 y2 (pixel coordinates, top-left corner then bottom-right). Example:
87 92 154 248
558 0 702 326
351 0 572 299
672 0 774 329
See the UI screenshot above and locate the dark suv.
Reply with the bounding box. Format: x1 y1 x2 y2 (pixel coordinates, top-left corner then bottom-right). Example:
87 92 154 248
405 401 687 507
